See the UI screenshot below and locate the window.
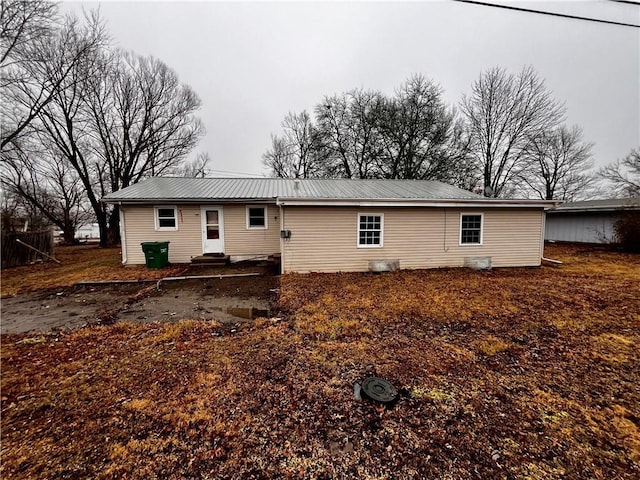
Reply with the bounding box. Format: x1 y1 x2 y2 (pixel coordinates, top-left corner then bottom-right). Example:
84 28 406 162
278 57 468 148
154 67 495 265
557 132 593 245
358 213 383 247
460 214 483 245
155 206 177 231
246 206 267 229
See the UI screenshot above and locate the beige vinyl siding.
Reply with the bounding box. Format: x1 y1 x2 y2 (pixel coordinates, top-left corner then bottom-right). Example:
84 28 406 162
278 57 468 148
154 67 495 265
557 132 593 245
282 207 544 273
222 204 281 256
121 203 281 265
122 204 202 264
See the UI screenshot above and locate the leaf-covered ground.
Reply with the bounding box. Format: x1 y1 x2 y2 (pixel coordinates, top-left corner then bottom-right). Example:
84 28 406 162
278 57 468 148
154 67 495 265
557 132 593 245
1 244 639 479
1 245 184 298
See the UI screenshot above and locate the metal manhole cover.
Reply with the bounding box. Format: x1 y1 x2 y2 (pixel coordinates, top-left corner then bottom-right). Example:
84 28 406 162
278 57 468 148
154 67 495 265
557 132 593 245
360 377 398 404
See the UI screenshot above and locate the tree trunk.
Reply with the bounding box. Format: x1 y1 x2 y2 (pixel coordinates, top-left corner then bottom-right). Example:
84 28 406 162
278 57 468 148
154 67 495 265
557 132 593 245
63 228 76 245
107 205 120 245
97 211 109 247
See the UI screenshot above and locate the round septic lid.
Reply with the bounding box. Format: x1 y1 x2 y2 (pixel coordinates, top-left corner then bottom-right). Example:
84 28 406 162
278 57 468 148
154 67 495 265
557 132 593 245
360 377 398 404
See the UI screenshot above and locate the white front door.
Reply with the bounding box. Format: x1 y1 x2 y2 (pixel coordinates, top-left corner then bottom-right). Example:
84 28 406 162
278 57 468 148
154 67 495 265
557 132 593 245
201 206 224 253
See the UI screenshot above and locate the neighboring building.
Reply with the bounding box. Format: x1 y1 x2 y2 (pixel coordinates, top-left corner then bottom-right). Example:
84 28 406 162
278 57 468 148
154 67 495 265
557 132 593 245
103 177 557 273
75 223 101 241
54 223 101 244
545 198 640 244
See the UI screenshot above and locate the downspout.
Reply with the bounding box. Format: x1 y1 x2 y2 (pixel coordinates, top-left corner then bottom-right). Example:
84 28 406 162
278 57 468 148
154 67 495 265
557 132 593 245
540 208 546 264
119 202 127 265
278 201 285 274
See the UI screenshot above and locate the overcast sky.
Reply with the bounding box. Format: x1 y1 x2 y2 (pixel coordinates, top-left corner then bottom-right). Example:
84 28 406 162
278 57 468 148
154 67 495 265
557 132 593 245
65 0 640 178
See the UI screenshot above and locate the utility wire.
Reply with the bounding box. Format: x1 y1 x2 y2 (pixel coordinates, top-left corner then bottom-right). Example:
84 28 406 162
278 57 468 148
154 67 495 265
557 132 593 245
452 0 640 28
207 169 267 178
609 1 640 6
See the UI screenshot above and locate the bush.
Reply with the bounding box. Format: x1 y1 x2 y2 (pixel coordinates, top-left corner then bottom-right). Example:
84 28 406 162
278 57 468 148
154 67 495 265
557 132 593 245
614 212 640 252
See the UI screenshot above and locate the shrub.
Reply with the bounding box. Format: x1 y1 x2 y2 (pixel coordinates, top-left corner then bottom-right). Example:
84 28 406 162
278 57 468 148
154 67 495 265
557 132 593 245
614 211 640 252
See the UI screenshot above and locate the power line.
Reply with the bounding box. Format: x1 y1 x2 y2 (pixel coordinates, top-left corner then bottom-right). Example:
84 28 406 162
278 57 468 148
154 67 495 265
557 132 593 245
453 0 640 28
207 169 267 178
609 1 640 6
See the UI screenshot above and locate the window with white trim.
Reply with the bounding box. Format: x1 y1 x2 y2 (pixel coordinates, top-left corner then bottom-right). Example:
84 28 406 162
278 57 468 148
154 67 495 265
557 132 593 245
246 206 267 229
358 213 383 247
155 206 178 231
460 214 482 245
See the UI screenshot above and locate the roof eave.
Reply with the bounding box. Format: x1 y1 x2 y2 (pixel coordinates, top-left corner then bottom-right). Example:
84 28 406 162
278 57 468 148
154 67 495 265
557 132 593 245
549 205 640 213
102 197 277 205
276 197 559 208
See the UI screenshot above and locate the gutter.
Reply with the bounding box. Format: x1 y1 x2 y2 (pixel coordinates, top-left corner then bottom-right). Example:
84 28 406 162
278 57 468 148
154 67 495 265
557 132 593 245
275 197 560 209
102 197 276 205
548 206 640 213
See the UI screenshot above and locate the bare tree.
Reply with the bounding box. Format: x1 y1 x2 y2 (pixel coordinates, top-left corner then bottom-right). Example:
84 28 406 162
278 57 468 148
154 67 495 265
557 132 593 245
440 116 480 191
600 148 640 197
520 125 595 200
20 12 111 243
0 0 57 68
1 136 91 242
171 152 210 178
2 7 204 246
85 49 203 241
375 75 456 180
1 189 21 231
460 66 565 197
0 184 48 232
0 5 104 149
262 111 324 178
269 75 473 184
262 135 292 178
315 89 384 178
87 50 203 187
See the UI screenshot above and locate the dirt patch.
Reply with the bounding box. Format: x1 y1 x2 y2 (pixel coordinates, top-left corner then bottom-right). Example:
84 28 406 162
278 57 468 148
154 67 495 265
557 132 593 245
121 276 278 325
1 285 142 334
1 275 279 334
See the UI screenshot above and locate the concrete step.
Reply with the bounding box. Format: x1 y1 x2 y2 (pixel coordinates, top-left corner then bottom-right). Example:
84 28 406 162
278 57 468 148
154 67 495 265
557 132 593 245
257 253 282 268
191 255 230 266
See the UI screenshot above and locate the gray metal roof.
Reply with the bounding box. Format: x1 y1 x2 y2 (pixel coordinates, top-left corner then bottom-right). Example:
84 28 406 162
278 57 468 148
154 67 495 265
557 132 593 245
103 177 484 202
550 197 640 213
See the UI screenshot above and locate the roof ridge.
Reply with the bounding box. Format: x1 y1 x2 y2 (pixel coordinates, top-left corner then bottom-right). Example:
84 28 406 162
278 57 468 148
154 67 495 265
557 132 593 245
151 176 446 182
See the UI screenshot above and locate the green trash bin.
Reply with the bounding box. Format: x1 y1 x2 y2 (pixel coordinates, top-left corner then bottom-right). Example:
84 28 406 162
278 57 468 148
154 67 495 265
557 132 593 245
141 241 170 268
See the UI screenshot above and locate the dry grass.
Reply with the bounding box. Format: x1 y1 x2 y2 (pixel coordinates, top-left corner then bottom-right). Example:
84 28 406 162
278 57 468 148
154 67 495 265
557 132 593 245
1 245 185 297
1 243 639 479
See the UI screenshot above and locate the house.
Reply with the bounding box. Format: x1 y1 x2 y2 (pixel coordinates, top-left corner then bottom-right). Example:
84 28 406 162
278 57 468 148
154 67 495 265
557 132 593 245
545 198 640 244
102 177 557 273
55 223 101 244
75 223 101 241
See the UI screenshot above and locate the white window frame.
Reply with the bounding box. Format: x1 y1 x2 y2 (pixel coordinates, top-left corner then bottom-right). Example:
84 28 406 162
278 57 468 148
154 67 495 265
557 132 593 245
154 205 178 231
246 205 268 230
357 213 384 248
459 212 483 246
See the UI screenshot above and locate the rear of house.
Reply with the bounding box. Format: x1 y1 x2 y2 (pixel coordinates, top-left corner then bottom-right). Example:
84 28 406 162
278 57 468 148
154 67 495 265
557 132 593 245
280 205 544 272
119 203 281 265
103 177 556 273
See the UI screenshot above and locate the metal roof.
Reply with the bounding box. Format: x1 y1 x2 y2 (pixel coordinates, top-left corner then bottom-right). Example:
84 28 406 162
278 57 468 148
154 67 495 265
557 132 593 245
103 177 484 202
549 197 640 213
